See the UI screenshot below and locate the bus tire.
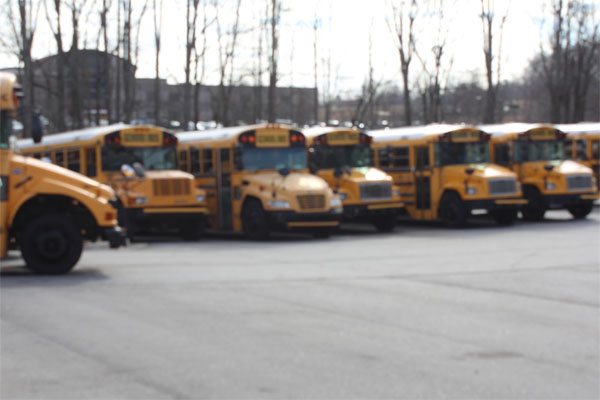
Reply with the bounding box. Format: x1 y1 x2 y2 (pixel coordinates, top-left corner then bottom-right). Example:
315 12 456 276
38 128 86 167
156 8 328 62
372 214 397 232
491 209 517 226
242 200 269 240
567 202 593 219
439 192 467 228
521 187 546 221
20 214 83 275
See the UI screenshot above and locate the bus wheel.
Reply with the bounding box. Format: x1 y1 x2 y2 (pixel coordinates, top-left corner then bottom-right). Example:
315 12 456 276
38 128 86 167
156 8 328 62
521 187 546 221
491 209 517 226
20 214 83 275
567 202 593 219
439 192 467 228
372 214 397 232
242 200 269 240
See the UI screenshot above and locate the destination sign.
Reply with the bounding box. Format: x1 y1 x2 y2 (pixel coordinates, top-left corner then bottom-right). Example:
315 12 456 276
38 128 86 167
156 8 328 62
327 131 359 145
528 129 556 139
256 129 290 147
450 130 480 142
122 132 162 145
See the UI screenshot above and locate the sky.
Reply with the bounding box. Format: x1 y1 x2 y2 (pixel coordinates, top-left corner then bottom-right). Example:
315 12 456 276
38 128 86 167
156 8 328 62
0 0 561 98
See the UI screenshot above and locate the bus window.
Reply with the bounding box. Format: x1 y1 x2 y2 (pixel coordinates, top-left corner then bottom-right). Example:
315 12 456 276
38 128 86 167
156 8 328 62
202 148 213 173
33 153 41 159
576 140 587 160
390 147 409 168
179 149 189 171
494 143 510 166
190 147 200 173
593 140 600 160
86 148 97 177
67 149 80 172
220 149 231 173
55 150 65 167
565 140 574 159
415 146 430 169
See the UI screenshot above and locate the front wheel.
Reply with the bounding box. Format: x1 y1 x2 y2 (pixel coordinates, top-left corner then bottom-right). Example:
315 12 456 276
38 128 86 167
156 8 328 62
20 214 83 275
567 202 593 219
521 187 546 221
372 214 397 232
439 193 467 228
242 200 269 240
491 209 518 226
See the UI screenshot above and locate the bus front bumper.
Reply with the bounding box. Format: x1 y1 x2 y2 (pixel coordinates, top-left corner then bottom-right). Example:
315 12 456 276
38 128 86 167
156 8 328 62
266 209 342 231
342 201 405 220
542 193 597 209
465 197 527 212
121 207 209 233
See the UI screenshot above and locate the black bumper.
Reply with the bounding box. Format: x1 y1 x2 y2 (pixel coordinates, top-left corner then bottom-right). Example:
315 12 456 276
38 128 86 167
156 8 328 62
342 203 403 221
464 198 525 212
120 208 208 234
266 209 342 231
103 226 126 249
542 193 596 209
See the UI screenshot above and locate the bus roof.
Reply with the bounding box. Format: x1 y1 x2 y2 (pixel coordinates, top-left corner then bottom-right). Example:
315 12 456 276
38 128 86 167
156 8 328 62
302 126 361 139
478 122 558 137
554 122 600 136
176 123 299 144
368 124 477 142
18 123 132 149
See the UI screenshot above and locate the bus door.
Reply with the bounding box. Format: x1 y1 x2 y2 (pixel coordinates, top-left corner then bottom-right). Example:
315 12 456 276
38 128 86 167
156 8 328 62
216 148 233 230
414 145 432 220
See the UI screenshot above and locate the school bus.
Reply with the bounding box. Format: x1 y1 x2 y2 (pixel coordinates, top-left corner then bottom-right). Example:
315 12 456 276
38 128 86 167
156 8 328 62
369 124 526 227
303 127 404 231
18 124 209 239
1 72 124 274
556 122 600 189
176 124 343 239
481 123 597 220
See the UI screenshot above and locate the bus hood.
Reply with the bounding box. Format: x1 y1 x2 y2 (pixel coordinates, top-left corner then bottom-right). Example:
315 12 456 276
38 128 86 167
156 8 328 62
144 170 196 180
11 154 115 200
552 160 593 175
244 171 331 193
441 163 516 180
317 167 392 184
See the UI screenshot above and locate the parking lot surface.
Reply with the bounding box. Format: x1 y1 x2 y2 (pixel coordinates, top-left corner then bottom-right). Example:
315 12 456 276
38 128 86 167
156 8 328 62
2 210 599 399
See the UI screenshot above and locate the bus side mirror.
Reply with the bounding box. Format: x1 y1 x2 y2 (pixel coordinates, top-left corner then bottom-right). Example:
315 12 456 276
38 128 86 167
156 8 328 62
132 162 146 178
544 164 554 172
32 114 43 143
121 164 135 180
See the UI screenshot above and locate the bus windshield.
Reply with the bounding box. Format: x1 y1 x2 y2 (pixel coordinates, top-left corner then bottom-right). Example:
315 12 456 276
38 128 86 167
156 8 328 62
0 111 11 149
101 146 177 171
516 140 565 162
240 147 307 171
439 142 490 165
308 145 373 170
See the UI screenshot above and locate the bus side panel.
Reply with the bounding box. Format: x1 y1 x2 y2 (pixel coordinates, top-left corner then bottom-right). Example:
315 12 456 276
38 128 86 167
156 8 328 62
0 149 9 257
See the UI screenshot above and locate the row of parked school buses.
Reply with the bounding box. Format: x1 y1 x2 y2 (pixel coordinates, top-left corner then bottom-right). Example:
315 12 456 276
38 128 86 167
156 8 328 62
17 120 599 238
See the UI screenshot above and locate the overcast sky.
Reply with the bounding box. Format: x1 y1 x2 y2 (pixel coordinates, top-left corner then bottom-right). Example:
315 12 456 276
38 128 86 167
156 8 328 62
0 0 568 97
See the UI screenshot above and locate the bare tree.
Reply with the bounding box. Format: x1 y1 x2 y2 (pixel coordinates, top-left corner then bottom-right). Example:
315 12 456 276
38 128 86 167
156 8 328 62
480 0 510 123
183 0 200 128
353 28 382 127
99 0 112 123
193 0 210 126
312 9 319 124
152 0 162 125
267 0 281 123
388 0 417 126
43 0 67 131
539 0 599 122
214 0 242 126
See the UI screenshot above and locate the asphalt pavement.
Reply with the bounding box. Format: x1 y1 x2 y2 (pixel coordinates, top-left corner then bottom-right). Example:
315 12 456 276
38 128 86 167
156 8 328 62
1 209 599 399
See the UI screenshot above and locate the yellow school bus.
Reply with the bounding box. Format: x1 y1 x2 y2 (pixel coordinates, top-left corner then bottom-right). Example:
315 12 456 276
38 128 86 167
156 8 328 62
18 124 209 239
482 123 598 220
369 124 526 227
176 124 343 239
303 127 404 231
556 122 600 189
1 72 124 274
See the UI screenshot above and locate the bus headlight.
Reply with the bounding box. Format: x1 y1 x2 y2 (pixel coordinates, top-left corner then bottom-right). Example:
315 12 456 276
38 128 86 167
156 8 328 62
339 192 348 201
394 189 401 198
134 197 148 205
466 187 477 195
330 197 343 208
196 195 206 203
267 200 290 209
545 182 556 190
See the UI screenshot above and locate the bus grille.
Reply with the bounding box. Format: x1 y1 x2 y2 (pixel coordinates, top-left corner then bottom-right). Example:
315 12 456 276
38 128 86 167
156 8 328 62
488 178 517 196
567 174 593 191
152 179 191 196
297 194 326 210
360 182 392 201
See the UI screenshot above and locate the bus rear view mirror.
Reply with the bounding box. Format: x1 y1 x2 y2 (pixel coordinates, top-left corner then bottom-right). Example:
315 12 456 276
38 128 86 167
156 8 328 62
132 162 146 178
120 164 135 180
